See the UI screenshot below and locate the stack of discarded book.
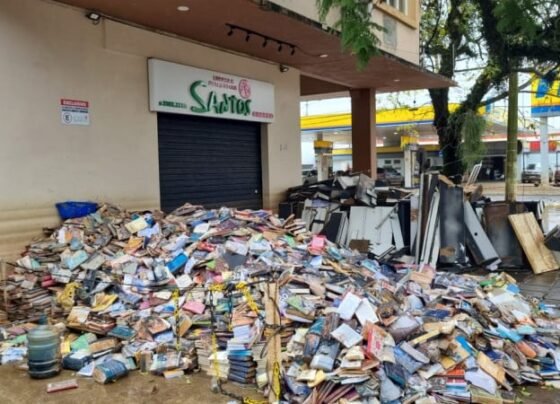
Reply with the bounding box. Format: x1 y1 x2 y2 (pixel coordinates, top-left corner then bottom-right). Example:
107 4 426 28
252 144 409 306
0 200 558 403
0 268 52 321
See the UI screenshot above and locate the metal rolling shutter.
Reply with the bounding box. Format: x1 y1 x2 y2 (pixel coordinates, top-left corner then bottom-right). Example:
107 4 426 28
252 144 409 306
158 113 263 212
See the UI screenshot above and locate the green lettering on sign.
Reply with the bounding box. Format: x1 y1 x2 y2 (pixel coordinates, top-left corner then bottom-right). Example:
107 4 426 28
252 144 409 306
189 80 252 117
190 80 208 113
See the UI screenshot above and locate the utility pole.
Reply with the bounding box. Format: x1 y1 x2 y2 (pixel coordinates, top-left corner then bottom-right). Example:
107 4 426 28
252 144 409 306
540 116 549 184
505 70 518 202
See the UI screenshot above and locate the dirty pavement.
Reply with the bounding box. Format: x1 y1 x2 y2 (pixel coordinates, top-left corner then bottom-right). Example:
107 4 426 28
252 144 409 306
1 172 560 403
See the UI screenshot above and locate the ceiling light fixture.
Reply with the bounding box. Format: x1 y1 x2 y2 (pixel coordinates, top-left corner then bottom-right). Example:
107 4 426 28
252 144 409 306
225 24 303 57
279 65 289 73
85 11 102 25
177 5 190 12
319 54 329 58
394 78 401 82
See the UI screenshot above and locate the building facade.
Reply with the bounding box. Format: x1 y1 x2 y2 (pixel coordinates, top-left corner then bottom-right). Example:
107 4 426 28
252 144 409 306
0 0 450 257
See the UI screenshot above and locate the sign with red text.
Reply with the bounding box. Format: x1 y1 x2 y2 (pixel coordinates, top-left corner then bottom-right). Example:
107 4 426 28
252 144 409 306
60 99 89 126
148 59 275 123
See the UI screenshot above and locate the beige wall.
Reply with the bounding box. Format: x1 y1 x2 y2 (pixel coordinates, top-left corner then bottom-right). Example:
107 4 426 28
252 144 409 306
270 0 340 27
0 0 301 258
374 2 420 65
271 0 420 65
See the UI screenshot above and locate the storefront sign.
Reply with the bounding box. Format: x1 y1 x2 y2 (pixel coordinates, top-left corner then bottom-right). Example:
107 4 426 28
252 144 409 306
60 99 89 126
148 59 275 123
531 73 560 117
529 140 558 153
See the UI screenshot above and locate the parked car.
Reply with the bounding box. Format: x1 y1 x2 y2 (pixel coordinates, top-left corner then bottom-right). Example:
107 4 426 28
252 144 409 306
377 167 403 187
302 169 318 185
521 163 552 185
554 168 560 185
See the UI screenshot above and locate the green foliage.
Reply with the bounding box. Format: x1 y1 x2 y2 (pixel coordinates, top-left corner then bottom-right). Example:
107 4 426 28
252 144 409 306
422 0 560 176
459 111 487 171
316 0 384 69
494 0 539 40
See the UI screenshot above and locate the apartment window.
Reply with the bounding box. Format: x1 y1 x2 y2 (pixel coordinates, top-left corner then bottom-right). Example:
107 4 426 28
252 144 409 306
387 0 408 14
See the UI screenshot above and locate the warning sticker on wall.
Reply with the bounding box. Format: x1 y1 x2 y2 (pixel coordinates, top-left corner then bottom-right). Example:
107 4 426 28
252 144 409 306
60 99 90 126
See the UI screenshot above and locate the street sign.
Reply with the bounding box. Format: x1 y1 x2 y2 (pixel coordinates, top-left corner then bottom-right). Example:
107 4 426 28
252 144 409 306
531 73 560 117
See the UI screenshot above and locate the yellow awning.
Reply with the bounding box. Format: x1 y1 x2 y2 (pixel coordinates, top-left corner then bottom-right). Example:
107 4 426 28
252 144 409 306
300 104 487 131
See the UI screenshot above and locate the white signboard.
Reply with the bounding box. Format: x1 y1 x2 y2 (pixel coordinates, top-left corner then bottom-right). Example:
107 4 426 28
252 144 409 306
148 59 275 123
60 99 90 126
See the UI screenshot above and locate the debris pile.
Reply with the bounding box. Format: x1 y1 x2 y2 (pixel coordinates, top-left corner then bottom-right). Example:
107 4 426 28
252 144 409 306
0 201 559 402
282 172 559 274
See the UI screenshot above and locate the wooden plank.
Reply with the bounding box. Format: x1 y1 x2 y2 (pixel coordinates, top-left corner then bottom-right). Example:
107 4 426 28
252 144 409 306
410 196 419 250
508 212 559 274
438 175 455 187
1 259 6 308
265 281 282 403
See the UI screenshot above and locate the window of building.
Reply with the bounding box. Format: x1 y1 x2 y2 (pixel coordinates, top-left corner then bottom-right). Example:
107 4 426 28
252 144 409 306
385 159 392 165
387 0 407 15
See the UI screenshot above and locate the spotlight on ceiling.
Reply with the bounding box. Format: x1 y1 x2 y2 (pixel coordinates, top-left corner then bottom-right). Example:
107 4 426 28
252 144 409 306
85 11 102 25
177 5 190 12
279 64 289 73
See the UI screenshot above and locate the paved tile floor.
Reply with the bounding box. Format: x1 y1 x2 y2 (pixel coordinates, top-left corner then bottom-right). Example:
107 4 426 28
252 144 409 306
514 269 560 305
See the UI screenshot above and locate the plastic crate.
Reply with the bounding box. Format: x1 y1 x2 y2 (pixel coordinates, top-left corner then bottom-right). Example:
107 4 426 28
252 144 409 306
55 201 98 220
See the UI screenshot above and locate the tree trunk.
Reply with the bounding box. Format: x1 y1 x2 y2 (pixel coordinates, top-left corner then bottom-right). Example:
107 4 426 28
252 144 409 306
505 71 518 202
437 121 463 179
430 88 464 178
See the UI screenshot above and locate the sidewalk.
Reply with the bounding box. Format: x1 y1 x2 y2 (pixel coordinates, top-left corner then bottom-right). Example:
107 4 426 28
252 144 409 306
515 270 560 305
480 181 560 199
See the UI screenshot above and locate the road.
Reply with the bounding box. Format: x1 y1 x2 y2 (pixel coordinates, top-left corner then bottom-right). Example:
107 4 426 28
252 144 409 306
481 181 560 201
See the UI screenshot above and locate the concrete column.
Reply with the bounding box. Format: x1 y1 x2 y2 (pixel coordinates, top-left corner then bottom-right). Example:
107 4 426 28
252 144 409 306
350 88 377 178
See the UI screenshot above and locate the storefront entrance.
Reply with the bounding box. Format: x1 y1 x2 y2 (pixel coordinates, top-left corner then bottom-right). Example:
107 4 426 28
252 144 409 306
157 113 263 212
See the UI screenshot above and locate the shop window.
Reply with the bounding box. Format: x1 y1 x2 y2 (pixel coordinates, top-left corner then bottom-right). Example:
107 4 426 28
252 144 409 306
386 0 408 15
384 159 392 165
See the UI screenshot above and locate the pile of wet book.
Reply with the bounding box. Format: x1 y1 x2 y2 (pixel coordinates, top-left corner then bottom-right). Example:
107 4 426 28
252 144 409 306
0 201 559 403
0 260 52 322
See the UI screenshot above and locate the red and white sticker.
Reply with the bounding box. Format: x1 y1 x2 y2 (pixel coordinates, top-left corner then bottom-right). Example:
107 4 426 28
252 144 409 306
60 98 89 126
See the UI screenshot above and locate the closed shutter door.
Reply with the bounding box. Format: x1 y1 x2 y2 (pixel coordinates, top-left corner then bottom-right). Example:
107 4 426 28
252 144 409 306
158 113 262 212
